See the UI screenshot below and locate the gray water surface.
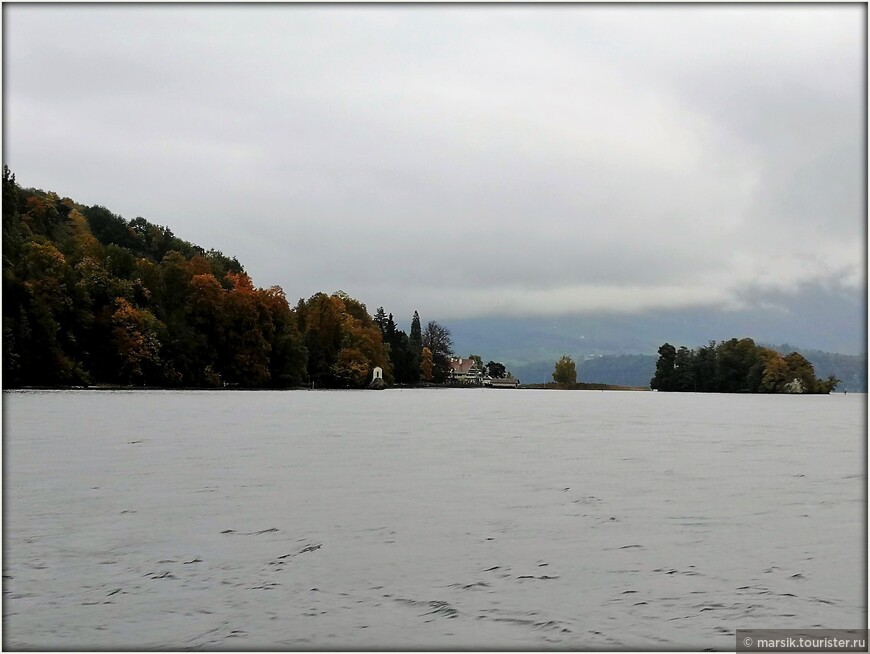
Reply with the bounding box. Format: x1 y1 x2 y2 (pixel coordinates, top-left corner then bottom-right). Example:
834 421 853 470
3 389 866 650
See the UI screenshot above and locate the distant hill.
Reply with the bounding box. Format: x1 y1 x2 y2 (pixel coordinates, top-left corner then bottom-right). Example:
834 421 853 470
576 354 659 388
450 310 866 391
510 355 654 388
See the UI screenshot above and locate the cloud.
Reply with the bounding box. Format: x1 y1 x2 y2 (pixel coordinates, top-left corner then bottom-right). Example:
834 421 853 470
4 4 864 325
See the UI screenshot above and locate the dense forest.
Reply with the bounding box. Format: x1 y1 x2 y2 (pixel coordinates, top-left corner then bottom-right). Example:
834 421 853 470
650 338 839 394
1 168 458 389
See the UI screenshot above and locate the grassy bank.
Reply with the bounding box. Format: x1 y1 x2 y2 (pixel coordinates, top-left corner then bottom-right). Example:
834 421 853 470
519 382 649 391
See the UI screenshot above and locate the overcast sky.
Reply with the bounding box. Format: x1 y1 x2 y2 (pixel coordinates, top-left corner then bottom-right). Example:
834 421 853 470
4 4 865 323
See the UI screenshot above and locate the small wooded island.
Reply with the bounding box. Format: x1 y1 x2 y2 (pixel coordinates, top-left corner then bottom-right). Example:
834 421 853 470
650 339 839 394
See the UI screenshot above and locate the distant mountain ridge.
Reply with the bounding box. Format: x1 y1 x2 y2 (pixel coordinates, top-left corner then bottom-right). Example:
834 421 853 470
449 314 866 391
505 348 865 392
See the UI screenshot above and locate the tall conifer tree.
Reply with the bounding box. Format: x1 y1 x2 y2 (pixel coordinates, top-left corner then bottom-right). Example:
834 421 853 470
409 311 422 353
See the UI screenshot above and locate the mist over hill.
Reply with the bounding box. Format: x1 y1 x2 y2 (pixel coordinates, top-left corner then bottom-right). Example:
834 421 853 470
450 299 866 391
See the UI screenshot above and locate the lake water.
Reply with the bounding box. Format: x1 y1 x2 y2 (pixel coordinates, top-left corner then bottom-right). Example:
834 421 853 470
3 389 865 650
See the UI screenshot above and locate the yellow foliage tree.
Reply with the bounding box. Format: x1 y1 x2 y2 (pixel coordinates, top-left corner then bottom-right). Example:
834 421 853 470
758 348 789 393
552 355 577 386
332 347 371 387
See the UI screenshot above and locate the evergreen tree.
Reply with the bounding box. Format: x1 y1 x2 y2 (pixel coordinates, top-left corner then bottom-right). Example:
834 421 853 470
485 361 507 378
373 306 387 333
408 310 423 381
673 346 696 391
409 311 422 352
380 312 418 383
650 343 677 391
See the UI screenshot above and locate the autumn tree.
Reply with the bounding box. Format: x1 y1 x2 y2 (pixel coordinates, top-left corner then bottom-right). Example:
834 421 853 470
332 348 371 387
216 272 271 386
111 298 164 384
298 292 345 385
756 347 789 393
259 285 306 388
184 272 225 385
783 352 818 394
420 346 434 382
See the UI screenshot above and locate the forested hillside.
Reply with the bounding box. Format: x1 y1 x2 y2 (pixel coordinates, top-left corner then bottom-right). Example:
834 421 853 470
1 169 428 388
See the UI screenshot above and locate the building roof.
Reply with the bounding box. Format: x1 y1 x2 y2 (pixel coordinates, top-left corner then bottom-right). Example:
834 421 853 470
449 357 478 375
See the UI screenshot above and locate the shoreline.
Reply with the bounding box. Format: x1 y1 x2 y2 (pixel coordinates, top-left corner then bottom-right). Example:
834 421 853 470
520 382 648 391
5 382 649 392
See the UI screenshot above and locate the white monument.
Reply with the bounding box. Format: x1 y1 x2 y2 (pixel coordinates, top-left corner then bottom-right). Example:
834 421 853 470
369 366 386 389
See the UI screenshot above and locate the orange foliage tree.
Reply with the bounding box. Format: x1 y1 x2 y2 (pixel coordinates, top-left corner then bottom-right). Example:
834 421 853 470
111 297 164 384
420 346 434 381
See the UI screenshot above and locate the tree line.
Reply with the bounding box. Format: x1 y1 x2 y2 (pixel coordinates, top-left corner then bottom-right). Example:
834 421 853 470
650 338 839 394
1 168 467 389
